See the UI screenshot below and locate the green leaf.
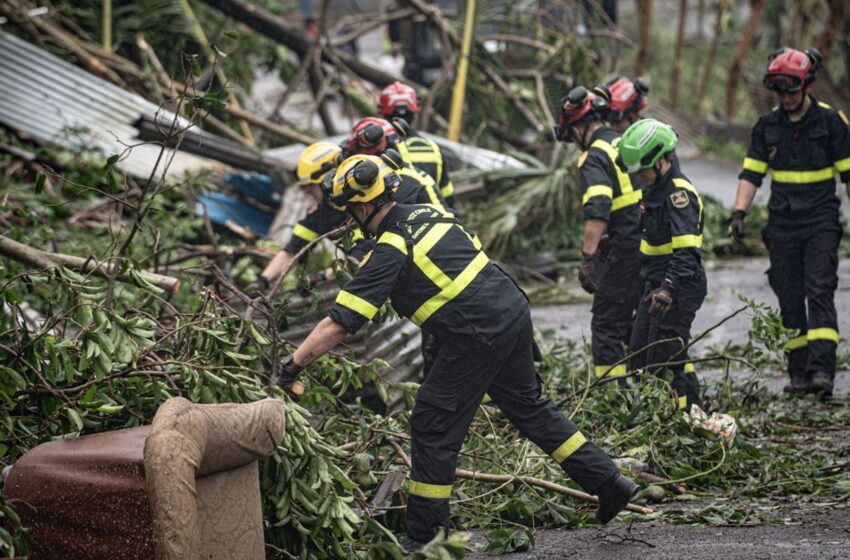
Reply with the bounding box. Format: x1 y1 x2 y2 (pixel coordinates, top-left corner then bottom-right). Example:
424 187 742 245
35 174 46 194
66 408 84 432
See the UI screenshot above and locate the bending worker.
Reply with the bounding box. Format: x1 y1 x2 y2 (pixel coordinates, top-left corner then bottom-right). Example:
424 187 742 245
730 47 850 398
555 86 643 381
271 154 638 551
619 119 706 412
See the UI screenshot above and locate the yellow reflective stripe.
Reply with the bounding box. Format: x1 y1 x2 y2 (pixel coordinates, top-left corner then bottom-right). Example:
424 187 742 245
292 224 319 242
582 185 613 205
835 157 850 173
640 240 672 255
743 157 768 174
772 168 834 183
677 396 687 410
595 364 627 378
409 480 452 499
672 234 703 249
441 182 455 198
807 328 839 343
401 167 444 208
377 231 408 255
335 290 379 319
785 335 807 350
551 432 587 463
352 228 364 242
591 139 634 197
818 101 832 109
684 362 695 374
611 189 642 211
411 251 489 326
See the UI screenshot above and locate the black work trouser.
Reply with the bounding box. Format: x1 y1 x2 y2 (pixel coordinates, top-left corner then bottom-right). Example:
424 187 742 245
591 247 644 380
763 223 841 379
406 314 618 543
629 274 706 411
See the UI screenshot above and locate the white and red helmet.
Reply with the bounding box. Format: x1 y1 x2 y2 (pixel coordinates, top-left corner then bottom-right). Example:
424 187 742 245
345 117 401 156
378 81 420 118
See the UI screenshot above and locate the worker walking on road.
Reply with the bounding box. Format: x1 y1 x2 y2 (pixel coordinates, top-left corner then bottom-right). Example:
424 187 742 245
555 86 643 382
379 81 456 206
730 47 850 398
271 155 638 551
619 119 706 412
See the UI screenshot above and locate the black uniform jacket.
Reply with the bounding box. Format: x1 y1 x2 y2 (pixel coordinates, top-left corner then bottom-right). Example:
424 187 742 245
579 127 642 249
639 165 705 287
328 204 528 349
739 98 850 227
398 130 455 205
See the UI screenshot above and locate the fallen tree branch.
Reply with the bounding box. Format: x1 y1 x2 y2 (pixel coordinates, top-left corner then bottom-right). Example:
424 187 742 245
454 469 653 515
0 234 181 293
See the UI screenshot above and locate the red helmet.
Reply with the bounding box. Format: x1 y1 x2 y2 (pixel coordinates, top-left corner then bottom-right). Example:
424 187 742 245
554 86 609 142
346 117 400 156
763 47 822 92
605 77 649 123
378 81 420 118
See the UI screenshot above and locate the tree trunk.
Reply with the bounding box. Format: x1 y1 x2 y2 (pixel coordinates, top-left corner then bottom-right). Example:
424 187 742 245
724 0 766 120
670 0 687 109
814 0 849 56
696 0 729 108
697 0 705 40
634 0 653 75
197 0 406 88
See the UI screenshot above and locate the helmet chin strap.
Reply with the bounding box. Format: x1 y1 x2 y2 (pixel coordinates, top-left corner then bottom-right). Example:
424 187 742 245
348 203 385 239
571 126 590 151
788 90 807 114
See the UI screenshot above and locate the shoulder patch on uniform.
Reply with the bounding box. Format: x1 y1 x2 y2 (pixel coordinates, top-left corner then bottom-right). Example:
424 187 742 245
577 151 588 168
669 190 689 209
839 109 849 126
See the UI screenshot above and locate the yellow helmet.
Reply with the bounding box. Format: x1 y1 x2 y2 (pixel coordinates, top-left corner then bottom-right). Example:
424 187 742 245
329 154 401 210
296 141 342 187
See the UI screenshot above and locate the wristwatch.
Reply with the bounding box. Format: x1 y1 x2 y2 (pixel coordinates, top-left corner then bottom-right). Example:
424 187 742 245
281 355 303 376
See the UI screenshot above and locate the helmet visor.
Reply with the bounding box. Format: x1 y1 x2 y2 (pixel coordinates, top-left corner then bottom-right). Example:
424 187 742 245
763 73 804 92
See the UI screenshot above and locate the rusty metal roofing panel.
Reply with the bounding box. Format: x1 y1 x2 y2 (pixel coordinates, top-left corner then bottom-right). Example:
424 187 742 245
0 31 228 180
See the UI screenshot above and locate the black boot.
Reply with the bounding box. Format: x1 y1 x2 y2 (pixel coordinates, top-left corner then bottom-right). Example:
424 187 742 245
809 372 833 399
783 374 810 395
595 474 638 524
399 535 427 553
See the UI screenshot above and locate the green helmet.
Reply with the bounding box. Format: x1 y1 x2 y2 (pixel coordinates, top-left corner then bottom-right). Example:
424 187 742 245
618 118 678 172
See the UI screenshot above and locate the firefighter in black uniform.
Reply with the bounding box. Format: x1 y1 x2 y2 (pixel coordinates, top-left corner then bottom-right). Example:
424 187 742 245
619 119 705 412
271 155 638 551
379 81 456 206
346 117 449 211
555 86 643 382
257 139 446 292
730 47 850 397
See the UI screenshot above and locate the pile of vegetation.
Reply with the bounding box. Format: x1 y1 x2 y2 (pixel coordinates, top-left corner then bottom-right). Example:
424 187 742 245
2 139 849 559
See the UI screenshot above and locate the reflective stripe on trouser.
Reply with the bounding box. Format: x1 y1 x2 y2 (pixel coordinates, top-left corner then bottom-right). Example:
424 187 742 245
629 275 706 412
591 248 643 380
763 224 841 378
407 315 618 543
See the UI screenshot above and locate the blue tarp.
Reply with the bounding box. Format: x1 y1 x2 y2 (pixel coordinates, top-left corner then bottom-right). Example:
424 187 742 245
195 192 274 237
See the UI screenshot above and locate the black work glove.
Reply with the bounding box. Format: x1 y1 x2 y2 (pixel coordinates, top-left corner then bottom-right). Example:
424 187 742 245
645 279 675 317
272 355 304 395
728 210 746 243
579 252 600 294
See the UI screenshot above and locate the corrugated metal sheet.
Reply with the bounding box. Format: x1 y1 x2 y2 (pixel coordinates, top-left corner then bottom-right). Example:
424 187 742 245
263 133 527 172
0 31 227 180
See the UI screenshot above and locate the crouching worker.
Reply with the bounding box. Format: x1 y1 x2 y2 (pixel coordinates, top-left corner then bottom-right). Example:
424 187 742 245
618 119 706 412
270 154 638 551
